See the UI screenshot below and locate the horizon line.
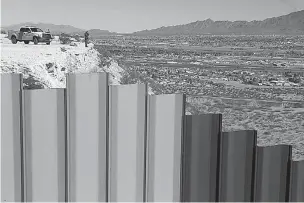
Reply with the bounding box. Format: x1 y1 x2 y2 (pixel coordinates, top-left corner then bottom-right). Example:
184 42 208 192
1 9 303 34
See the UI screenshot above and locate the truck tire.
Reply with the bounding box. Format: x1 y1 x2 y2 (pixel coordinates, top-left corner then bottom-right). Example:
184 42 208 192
33 37 38 45
46 42 50 45
24 41 30 44
11 36 17 44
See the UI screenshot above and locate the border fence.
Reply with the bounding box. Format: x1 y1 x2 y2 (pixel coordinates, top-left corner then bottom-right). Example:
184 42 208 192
1 73 304 202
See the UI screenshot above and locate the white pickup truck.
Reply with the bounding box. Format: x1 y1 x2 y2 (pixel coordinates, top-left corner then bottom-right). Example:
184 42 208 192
8 26 53 45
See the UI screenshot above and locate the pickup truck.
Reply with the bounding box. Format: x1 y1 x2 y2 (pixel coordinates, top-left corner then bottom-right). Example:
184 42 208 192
8 26 53 45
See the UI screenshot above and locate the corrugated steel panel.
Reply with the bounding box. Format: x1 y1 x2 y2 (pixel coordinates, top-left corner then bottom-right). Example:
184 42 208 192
289 160 304 202
108 84 147 202
146 94 185 202
1 74 23 202
219 130 257 202
183 114 221 202
23 89 66 202
254 145 292 202
66 73 108 202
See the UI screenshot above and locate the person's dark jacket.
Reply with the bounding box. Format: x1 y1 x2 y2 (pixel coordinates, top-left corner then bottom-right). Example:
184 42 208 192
84 32 89 40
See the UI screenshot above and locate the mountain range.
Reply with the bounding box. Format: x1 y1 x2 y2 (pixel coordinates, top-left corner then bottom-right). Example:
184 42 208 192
2 10 304 36
133 10 304 36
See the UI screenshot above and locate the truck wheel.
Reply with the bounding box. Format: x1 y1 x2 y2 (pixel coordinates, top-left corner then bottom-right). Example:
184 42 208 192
24 41 30 44
11 36 17 44
46 42 50 45
33 37 38 45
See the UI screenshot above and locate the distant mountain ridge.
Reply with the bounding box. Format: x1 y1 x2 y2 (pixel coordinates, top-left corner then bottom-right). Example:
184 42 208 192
133 10 304 36
2 10 304 36
78 29 118 37
1 23 118 37
1 23 85 34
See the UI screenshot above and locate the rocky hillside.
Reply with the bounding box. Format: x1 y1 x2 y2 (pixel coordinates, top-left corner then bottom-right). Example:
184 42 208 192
133 10 304 36
0 34 124 89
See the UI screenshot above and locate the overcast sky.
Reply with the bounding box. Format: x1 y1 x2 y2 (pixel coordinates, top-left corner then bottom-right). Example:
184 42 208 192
1 0 304 33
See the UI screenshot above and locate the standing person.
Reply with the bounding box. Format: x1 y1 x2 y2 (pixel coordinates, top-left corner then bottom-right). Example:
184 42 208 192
84 31 89 47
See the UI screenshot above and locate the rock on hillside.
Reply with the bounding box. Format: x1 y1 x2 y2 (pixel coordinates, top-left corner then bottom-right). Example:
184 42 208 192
0 34 124 89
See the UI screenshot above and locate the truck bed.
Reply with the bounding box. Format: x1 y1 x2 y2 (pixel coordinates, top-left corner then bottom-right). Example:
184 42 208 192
7 30 19 40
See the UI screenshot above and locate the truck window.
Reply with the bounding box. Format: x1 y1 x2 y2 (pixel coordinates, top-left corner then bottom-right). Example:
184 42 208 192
30 28 43 32
25 28 31 32
20 28 26 32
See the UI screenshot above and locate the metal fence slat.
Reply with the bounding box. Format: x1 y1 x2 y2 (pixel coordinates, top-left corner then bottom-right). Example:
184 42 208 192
146 94 185 202
23 89 66 202
108 84 147 202
219 130 257 202
254 145 292 202
1 74 23 202
66 73 108 202
182 114 222 202
289 160 304 202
